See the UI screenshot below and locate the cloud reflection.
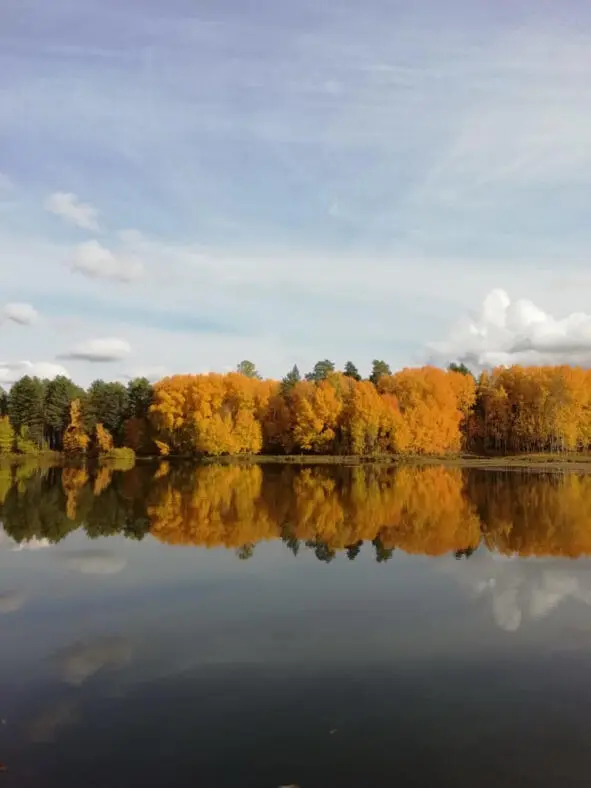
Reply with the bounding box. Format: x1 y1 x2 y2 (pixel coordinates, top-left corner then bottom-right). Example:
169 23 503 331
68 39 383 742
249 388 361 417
59 636 132 685
0 590 25 614
445 551 591 632
62 549 127 575
27 699 79 743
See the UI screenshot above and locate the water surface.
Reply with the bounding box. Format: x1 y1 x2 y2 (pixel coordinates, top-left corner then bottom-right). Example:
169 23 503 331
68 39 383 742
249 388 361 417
1 462 591 787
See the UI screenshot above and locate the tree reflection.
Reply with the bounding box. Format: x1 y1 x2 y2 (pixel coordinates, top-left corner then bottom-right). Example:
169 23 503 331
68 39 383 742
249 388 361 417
4 462 591 560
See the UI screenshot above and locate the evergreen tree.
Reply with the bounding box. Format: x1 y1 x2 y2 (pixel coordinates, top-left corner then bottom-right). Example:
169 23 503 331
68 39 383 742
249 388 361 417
344 361 361 381
369 360 391 386
236 360 261 379
44 376 85 450
305 359 335 383
8 376 46 447
281 364 301 394
448 361 474 378
126 377 154 419
85 380 129 442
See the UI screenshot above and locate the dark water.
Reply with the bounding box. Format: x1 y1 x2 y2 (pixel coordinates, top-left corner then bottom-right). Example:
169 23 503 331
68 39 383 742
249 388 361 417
2 462 591 787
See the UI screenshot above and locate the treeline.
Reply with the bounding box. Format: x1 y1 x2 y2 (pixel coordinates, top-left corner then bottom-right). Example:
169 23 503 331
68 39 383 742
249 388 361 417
0 375 151 458
4 462 591 560
3 360 591 458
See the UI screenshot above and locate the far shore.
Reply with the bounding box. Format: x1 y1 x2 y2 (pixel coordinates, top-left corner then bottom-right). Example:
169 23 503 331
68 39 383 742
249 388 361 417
142 452 591 473
4 450 591 473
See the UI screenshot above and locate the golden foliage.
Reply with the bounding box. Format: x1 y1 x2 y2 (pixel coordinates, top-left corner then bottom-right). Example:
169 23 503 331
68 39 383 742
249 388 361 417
95 423 114 453
93 465 113 496
147 463 480 556
63 400 89 456
148 465 276 548
62 467 89 520
0 417 15 454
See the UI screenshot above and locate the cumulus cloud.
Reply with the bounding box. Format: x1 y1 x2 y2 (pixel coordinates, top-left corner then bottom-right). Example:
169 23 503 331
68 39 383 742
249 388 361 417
72 239 144 282
0 590 25 614
60 337 131 363
1 302 39 326
62 549 127 575
0 360 69 385
59 636 132 685
429 289 591 370
45 191 99 231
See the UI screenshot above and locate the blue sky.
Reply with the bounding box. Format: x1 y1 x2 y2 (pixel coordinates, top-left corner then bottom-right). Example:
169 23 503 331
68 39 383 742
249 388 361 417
2 0 591 384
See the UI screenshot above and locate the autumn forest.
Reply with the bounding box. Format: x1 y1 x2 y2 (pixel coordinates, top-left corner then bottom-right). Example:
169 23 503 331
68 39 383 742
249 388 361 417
3 359 591 459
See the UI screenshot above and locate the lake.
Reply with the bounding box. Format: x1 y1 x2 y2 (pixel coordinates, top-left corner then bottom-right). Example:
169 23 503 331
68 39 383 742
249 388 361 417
2 462 591 787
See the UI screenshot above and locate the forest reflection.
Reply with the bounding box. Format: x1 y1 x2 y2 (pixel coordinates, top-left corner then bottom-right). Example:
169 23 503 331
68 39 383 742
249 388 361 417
2 461 591 559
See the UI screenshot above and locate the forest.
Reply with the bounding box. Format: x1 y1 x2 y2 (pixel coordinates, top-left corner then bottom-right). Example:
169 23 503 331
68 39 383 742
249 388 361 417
2 359 591 459
2 461 591 560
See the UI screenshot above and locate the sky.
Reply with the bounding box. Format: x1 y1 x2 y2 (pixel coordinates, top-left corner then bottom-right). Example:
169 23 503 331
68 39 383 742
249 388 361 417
2 0 591 385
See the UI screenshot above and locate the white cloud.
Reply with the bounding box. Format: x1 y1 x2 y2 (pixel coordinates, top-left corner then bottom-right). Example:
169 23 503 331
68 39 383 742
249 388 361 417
0 360 69 384
62 549 127 575
59 636 132 685
45 191 100 231
2 302 39 326
72 239 144 282
60 337 131 363
429 289 591 370
0 590 25 614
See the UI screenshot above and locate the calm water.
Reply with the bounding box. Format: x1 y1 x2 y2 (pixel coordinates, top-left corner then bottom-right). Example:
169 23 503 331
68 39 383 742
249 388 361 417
2 462 591 787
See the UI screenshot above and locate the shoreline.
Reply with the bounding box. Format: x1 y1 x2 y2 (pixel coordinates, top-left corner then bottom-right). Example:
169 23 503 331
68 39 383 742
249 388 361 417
143 452 591 473
4 451 591 473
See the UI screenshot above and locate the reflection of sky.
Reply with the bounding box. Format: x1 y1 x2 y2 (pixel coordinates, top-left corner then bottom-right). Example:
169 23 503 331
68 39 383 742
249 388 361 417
3 532 591 682
4 531 591 785
441 549 591 632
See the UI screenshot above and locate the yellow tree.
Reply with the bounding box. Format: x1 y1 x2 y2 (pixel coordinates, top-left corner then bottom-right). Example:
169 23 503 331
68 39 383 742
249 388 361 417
95 423 114 454
63 399 90 456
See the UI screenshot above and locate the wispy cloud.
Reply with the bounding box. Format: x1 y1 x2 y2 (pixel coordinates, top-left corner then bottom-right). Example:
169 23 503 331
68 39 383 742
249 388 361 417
45 192 100 231
72 239 143 282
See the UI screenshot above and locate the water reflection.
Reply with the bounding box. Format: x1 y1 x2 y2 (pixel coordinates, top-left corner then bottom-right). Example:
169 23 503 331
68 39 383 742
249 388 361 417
58 637 132 686
2 462 591 560
3 462 591 787
0 590 25 614
27 700 79 744
61 550 127 576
